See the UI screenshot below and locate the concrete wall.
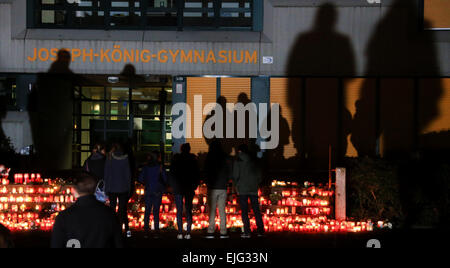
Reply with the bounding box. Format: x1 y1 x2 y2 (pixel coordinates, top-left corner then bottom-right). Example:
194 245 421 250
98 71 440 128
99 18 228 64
0 0 448 76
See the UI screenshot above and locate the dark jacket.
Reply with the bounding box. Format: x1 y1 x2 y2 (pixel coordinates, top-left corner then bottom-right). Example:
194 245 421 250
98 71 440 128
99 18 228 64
138 161 167 195
104 152 132 194
232 152 262 196
83 152 106 181
205 153 231 190
170 152 200 195
51 195 123 248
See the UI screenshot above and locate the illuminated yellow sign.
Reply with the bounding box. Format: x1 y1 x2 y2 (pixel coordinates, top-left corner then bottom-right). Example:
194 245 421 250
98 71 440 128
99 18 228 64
27 46 259 64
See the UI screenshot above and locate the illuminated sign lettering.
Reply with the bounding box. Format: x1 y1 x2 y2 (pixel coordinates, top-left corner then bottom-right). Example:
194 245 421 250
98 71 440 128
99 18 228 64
27 47 259 65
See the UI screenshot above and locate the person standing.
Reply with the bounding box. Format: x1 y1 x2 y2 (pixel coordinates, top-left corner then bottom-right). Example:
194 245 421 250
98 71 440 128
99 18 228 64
232 144 265 238
83 143 106 182
205 140 231 239
138 151 167 238
170 143 200 240
51 172 123 248
104 143 132 238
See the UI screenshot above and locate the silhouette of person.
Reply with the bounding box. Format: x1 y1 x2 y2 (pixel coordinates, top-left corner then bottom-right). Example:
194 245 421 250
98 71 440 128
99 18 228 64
351 0 444 228
204 93 257 158
233 93 254 156
0 80 8 142
352 0 443 159
286 3 355 170
204 96 230 154
265 106 291 170
0 81 11 164
28 49 78 171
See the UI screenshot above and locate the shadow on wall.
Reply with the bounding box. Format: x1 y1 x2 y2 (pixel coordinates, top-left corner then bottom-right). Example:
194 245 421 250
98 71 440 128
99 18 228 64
353 0 445 229
0 81 10 164
284 0 448 228
352 0 443 158
28 50 78 172
202 93 258 163
286 2 354 170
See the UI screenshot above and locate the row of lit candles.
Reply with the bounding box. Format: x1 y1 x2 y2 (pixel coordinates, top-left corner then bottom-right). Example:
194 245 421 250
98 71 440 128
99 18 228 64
0 179 370 232
0 211 384 233
124 214 376 233
12 173 45 185
0 203 68 213
0 195 74 204
135 188 331 207
1 186 73 195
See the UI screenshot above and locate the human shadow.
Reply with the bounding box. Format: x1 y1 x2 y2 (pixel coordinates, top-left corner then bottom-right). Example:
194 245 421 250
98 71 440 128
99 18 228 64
351 0 446 228
28 49 79 172
265 106 291 171
202 92 263 171
204 96 232 155
0 80 14 166
286 3 355 170
352 0 443 159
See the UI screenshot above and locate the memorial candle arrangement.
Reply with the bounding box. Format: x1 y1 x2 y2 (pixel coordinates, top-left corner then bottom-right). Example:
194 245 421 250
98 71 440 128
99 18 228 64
0 167 380 233
0 170 74 231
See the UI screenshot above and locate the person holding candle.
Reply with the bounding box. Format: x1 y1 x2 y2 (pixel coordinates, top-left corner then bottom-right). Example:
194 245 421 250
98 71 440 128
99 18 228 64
232 144 265 238
138 151 167 239
205 140 232 239
170 143 200 240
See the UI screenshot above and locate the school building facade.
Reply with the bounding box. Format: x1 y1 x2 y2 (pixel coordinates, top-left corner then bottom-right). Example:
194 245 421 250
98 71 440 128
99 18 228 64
0 0 449 172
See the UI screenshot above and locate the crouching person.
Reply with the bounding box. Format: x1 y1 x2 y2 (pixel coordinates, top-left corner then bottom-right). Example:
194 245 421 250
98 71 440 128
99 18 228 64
51 172 123 248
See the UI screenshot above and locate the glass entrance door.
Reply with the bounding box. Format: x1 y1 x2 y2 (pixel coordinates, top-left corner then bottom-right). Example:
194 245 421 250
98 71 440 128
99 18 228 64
72 76 172 168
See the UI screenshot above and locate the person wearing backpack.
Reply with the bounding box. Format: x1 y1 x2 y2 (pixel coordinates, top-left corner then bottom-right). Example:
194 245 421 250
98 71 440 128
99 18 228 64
138 151 167 238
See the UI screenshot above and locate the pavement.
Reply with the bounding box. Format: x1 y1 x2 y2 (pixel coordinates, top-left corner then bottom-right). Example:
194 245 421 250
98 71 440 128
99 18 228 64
9 229 450 249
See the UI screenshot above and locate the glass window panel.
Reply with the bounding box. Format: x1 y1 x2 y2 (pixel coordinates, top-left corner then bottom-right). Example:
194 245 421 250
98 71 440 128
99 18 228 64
41 10 66 25
146 11 178 27
166 88 172 101
80 101 105 116
81 87 104 100
33 0 255 30
80 115 104 130
78 1 93 7
107 100 129 117
133 103 161 116
107 87 129 100
165 104 172 116
111 1 130 8
131 87 161 101
74 10 105 27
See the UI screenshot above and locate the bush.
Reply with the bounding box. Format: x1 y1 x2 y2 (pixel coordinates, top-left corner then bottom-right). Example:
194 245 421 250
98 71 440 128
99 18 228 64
346 157 403 225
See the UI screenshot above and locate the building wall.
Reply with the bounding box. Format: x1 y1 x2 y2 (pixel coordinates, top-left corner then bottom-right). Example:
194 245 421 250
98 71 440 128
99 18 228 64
0 0 449 76
1 0 450 171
